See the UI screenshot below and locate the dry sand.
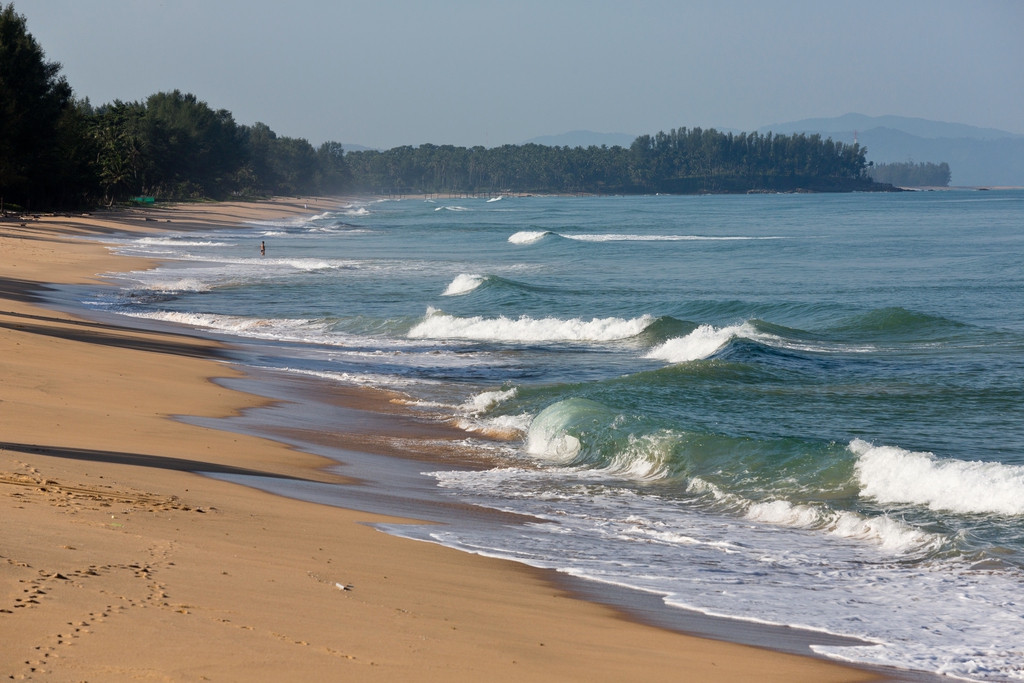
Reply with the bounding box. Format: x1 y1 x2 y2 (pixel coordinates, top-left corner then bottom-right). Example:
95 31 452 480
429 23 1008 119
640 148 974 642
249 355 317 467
0 199 877 682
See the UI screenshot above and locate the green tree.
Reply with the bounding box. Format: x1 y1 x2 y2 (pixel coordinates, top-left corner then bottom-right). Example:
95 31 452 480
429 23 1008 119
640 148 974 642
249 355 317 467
141 90 243 198
91 100 148 202
0 2 75 210
316 141 349 194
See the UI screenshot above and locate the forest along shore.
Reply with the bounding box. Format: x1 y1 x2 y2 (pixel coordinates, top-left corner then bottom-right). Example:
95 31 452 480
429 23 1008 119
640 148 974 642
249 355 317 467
0 199 875 683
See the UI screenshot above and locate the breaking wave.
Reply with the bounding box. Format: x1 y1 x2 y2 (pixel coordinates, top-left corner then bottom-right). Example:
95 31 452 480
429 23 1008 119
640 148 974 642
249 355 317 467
408 307 655 342
121 310 347 345
442 274 486 296
743 498 941 553
508 231 551 245
463 387 517 414
645 322 758 363
454 413 532 440
561 233 787 242
134 237 231 247
509 231 785 245
131 277 213 293
852 439 1024 516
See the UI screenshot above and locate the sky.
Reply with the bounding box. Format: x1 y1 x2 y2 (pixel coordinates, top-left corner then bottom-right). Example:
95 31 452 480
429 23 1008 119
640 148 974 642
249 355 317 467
14 0 1024 148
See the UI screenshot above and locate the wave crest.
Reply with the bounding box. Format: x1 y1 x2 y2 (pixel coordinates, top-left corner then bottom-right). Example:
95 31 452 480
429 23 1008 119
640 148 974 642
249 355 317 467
745 499 939 553
442 274 485 296
645 322 756 363
508 231 551 245
408 308 655 342
463 388 517 414
852 439 1024 516
561 234 785 242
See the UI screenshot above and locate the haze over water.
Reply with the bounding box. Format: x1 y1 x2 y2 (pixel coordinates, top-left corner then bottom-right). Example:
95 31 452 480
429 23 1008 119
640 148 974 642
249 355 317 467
93 191 1024 680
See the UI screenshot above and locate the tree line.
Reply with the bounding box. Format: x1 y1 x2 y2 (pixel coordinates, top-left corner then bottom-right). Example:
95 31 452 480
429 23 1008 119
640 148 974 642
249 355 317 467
867 161 951 187
1 2 892 212
345 128 881 195
0 4 347 211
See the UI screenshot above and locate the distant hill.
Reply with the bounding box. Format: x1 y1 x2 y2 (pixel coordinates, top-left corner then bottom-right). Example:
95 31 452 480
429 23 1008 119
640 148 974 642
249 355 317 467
341 143 379 153
859 129 1024 187
758 114 1024 186
759 114 1023 142
521 130 636 148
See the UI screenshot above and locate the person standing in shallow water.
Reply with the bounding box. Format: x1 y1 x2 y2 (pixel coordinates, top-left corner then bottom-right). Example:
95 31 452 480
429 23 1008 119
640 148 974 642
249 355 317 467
260 241 265 256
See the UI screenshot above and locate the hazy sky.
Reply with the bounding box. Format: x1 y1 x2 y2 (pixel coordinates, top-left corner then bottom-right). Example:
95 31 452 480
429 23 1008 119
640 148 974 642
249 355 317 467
15 0 1024 147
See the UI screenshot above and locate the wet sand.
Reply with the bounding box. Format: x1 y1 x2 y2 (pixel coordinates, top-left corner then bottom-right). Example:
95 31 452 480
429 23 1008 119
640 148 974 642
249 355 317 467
0 199 879 681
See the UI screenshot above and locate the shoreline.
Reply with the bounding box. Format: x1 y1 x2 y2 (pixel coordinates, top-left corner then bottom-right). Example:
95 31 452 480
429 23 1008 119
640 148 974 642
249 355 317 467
1 198 891 681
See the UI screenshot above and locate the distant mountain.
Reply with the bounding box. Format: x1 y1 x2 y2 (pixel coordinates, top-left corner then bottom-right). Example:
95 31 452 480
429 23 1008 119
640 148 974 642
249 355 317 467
859 129 1024 186
759 114 1023 141
521 130 636 148
758 114 1024 186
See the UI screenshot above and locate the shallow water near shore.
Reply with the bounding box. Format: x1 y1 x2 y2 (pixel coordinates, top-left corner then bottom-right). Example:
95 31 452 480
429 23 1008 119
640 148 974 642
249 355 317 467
84 192 1024 680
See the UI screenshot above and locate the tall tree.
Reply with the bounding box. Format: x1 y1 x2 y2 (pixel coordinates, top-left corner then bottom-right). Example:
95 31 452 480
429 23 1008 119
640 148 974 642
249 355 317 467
0 2 74 210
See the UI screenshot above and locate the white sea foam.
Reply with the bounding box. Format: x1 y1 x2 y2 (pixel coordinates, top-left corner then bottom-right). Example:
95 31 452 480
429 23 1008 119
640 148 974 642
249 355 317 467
827 510 940 552
527 425 581 463
424 463 1024 681
486 196 503 202
134 237 231 247
508 231 551 245
246 216 316 228
246 209 361 229
121 310 441 353
275 366 436 389
135 277 213 293
645 321 872 361
521 404 674 481
852 439 1024 516
507 231 786 245
745 500 822 528
308 226 373 234
561 234 786 242
523 399 613 465
442 274 485 296
645 322 757 363
109 257 362 299
123 310 326 338
273 258 343 271
174 256 356 271
597 433 675 481
408 308 655 342
455 413 533 440
435 206 469 212
463 388 517 414
745 500 940 553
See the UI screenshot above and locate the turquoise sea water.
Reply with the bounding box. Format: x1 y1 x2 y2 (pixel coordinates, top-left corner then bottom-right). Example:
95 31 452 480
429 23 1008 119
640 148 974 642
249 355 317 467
94 192 1024 680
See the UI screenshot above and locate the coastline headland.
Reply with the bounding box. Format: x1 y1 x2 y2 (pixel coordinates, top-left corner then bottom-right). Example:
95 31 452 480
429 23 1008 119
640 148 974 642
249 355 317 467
0 198 884 682
345 130 900 197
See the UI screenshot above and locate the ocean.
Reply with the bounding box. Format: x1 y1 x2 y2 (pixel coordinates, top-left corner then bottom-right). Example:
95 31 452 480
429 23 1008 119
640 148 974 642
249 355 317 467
85 191 1024 680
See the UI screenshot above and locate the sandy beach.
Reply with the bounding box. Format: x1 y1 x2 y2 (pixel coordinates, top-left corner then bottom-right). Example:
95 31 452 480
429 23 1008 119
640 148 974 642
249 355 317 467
0 199 877 682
